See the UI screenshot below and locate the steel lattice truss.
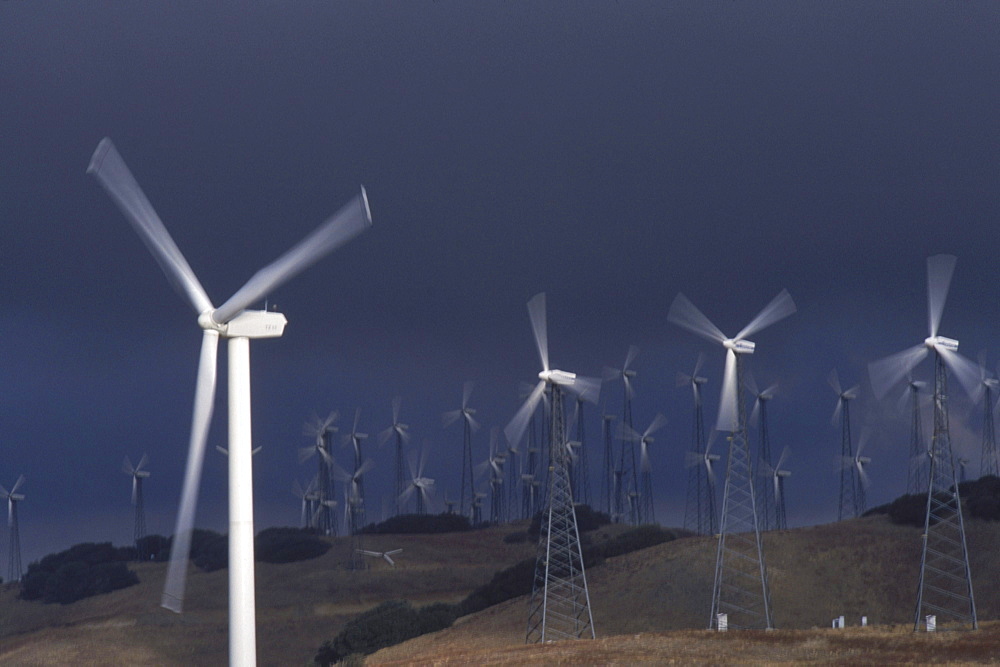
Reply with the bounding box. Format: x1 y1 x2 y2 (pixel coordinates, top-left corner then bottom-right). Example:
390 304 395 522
526 385 595 644
8 503 22 582
908 382 929 496
914 356 977 631
838 398 862 520
755 398 774 531
710 355 773 631
684 378 717 536
981 383 998 478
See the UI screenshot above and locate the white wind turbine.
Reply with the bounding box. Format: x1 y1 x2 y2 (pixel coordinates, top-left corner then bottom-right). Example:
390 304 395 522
400 447 435 515
357 548 403 567
88 138 371 665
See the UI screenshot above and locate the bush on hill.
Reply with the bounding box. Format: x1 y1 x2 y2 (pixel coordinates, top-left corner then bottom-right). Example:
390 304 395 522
255 527 330 563
528 504 610 540
19 542 138 604
190 529 228 571
361 512 471 535
136 534 171 562
314 600 457 665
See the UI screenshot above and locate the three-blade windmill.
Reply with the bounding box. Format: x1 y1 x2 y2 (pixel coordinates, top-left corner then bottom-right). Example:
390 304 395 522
505 292 598 644
760 447 791 531
378 397 410 517
88 138 371 664
1 475 25 582
123 454 151 559
868 254 979 632
829 369 861 520
746 373 779 531
680 354 714 535
619 414 667 525
668 288 795 631
301 411 339 536
443 381 480 520
604 345 639 523
400 446 434 515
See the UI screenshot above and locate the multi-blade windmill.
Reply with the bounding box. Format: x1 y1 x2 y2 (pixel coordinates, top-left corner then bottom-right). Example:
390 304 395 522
88 137 371 664
291 477 319 530
378 397 410 517
478 428 508 524
400 446 434 515
868 254 979 632
443 381 480 520
505 292 598 644
604 346 639 524
301 411 339 536
746 373 779 531
679 355 716 535
122 454 151 560
1 475 25 582
668 288 795 631
829 369 862 520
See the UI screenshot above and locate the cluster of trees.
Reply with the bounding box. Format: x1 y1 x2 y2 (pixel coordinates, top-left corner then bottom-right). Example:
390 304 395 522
867 475 1000 527
361 513 472 535
20 543 138 604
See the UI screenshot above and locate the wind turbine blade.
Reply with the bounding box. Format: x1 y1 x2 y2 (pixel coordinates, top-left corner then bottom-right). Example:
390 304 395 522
122 456 135 476
644 413 667 439
692 351 705 378
162 329 219 613
938 348 983 399
927 254 956 338
442 409 462 428
87 138 213 315
749 396 761 428
391 396 402 425
827 368 843 397
462 381 475 411
624 344 639 372
526 292 549 372
132 476 138 506
684 450 702 469
213 188 371 324
776 446 791 470
377 426 395 447
407 449 419 480
504 380 546 448
465 412 482 433
298 446 317 464
735 289 796 341
667 293 726 344
136 453 149 472
568 374 602 404
868 344 929 400
716 349 738 432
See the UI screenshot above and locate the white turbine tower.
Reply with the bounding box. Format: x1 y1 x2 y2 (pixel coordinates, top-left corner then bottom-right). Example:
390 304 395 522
668 288 795 631
88 138 371 665
868 254 979 632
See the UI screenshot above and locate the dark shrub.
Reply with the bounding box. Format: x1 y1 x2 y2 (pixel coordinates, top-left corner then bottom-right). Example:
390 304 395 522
256 527 330 563
314 600 456 665
887 493 927 527
137 534 171 562
528 504 609 540
191 530 228 571
960 475 1000 521
362 513 471 535
19 542 138 604
458 557 535 617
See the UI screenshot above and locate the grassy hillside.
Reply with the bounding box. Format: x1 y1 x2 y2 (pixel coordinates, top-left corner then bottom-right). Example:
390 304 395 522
2 516 998 665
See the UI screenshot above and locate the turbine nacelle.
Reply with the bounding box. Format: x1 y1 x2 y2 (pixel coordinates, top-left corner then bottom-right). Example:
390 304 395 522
723 338 755 354
925 336 958 352
539 369 577 385
198 309 288 339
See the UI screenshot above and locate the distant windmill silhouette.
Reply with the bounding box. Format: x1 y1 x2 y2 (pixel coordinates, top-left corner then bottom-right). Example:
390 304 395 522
123 455 151 560
444 381 480 520
378 397 410 517
1 475 25 581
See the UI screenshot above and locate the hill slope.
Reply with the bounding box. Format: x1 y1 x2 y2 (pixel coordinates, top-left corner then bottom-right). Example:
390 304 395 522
2 516 998 664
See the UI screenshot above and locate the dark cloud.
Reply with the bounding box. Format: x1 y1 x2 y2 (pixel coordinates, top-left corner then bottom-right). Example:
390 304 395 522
1 2 999 567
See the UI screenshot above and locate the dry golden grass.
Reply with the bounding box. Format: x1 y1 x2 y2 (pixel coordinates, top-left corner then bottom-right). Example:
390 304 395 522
2 516 998 665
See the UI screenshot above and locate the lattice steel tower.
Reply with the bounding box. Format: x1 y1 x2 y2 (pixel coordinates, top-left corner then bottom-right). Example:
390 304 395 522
669 290 795 631
605 346 639 524
444 381 479 520
835 384 861 520
525 385 594 642
571 397 592 507
601 412 616 519
748 376 777 531
913 355 977 630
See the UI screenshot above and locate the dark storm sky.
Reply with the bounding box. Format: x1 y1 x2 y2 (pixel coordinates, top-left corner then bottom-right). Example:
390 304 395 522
2 2 999 567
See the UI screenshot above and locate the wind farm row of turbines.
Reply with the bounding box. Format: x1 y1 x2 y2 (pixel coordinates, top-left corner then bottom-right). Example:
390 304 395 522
78 137 985 663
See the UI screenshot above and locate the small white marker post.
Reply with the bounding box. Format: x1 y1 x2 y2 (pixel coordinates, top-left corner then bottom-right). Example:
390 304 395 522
861 616 867 627
717 613 728 632
926 615 936 632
